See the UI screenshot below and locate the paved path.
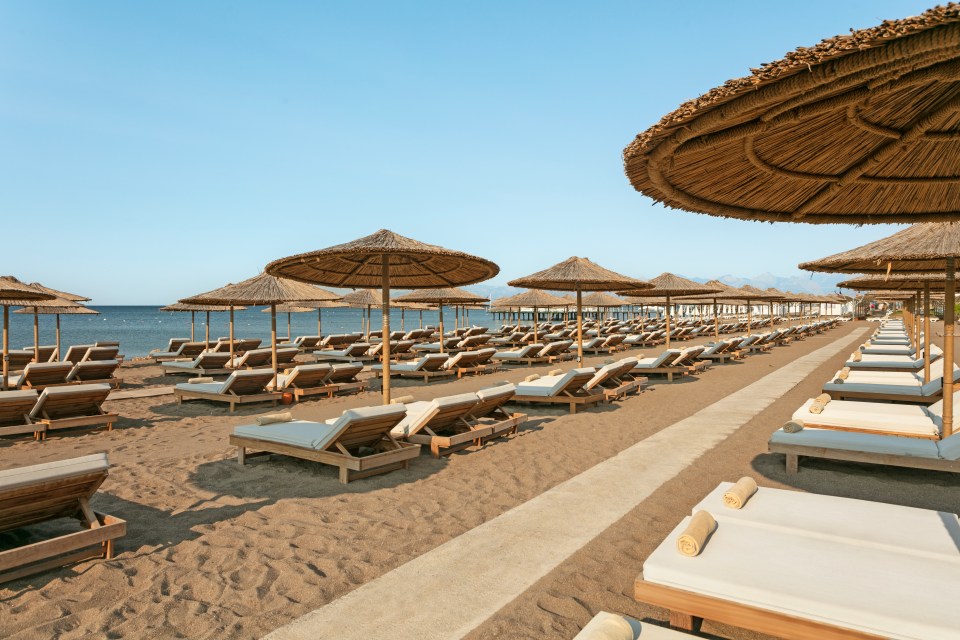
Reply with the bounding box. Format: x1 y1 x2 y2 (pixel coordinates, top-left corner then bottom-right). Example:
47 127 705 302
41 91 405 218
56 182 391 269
267 328 869 640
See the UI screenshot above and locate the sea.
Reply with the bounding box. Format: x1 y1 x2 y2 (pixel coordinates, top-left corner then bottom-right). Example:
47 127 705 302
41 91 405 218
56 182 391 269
6 306 506 358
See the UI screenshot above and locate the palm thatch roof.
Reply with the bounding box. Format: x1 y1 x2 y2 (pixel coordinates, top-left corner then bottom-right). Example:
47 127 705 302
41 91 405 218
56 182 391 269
179 272 341 306
623 4 960 224
508 257 650 292
393 288 489 305
24 281 90 302
341 289 383 308
161 303 246 312
838 272 957 290
739 284 780 300
262 304 316 313
14 297 98 315
265 229 499 289
621 272 719 297
800 223 960 273
581 292 627 307
491 290 571 309
0 276 56 304
675 279 752 301
391 300 431 310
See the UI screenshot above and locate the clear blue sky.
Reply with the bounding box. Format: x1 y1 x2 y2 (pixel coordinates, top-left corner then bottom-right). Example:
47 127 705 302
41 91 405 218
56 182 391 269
1 1 934 303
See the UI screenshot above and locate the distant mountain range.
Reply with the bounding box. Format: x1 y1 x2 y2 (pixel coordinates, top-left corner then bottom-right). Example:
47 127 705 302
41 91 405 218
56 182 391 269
464 271 845 301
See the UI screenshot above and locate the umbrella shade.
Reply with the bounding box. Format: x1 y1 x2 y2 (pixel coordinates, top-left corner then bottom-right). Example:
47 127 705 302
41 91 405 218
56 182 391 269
160 303 242 312
24 281 90 302
265 229 499 404
623 6 960 224
341 289 383 307
580 292 627 307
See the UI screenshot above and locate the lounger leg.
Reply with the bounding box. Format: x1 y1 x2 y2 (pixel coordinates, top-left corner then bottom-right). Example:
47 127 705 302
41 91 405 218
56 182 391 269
103 539 115 559
668 610 701 631
667 372 673 382
569 402 577 414
229 401 236 413
238 447 246 465
786 453 799 475
431 442 441 458
339 467 350 484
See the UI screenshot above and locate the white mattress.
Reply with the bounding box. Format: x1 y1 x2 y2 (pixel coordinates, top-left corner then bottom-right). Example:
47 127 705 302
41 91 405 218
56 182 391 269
0 452 109 491
791 398 940 438
234 420 339 450
770 427 940 458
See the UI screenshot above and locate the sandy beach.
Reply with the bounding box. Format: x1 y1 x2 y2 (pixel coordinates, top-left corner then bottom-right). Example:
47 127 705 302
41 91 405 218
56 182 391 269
1 320 950 639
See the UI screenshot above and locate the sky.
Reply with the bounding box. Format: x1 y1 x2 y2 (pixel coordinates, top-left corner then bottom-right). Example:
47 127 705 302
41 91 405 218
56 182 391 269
0 0 937 303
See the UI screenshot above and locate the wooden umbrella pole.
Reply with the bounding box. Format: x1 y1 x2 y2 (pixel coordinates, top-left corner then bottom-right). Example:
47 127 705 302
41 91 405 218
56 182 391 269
270 303 278 387
56 313 61 361
924 283 931 384
769 302 774 328
438 304 445 354
317 308 322 336
229 306 235 367
419 310 423 329
191 311 195 341
2 306 8 391
287 312 292 342
665 295 672 349
205 311 210 347
747 300 752 336
576 287 583 363
533 305 538 340
915 291 921 350
714 298 719 340
944 257 955 439
33 310 39 362
366 305 371 341
381 255 391 405
401 307 405 332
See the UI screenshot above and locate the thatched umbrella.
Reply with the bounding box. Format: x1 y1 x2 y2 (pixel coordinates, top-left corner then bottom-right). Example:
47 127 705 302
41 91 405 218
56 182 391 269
0 277 55 390
261 304 316 342
496 289 571 339
24 282 90 303
14 299 98 361
508 257 650 362
581 292 626 325
621 273 719 345
160 303 243 351
265 229 498 404
341 289 382 340
180 272 339 379
393 288 490 353
801 223 960 438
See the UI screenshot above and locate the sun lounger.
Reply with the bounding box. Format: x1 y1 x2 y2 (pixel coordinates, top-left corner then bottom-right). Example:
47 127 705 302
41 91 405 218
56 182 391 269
584 357 644 401
66 360 122 388
845 353 932 372
391 393 486 457
17 345 57 363
5 350 37 370
467 384 527 441
273 363 333 399
6 361 75 390
630 350 690 382
150 338 190 355
317 334 361 349
0 453 126 583
510 368 603 414
150 341 208 363
76 346 119 363
823 360 960 403
0 390 40 438
62 344 95 363
229 347 274 369
28 383 117 438
174 369 281 413
161 352 232 376
281 335 323 351
439 350 485 378
861 342 939 357
789 396 944 439
636 482 960 637
371 354 455 382
313 342 372 362
320 363 367 396
230 406 419 483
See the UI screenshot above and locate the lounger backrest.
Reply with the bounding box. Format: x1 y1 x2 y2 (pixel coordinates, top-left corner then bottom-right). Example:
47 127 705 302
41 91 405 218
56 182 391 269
471 384 515 418
329 405 408 450
195 352 231 368
298 336 323 349
68 360 120 382
63 345 94 362
275 348 300 364
473 347 497 364
537 342 565 357
0 453 110 533
0 389 39 427
81 346 119 362
394 393 479 436
226 369 277 395
281 363 333 388
328 363 363 382
392 340 415 354
19 362 74 387
420 353 452 371
585 361 626 390
178 342 208 358
545 368 597 396
30 383 112 420
167 338 190 352
237 348 273 368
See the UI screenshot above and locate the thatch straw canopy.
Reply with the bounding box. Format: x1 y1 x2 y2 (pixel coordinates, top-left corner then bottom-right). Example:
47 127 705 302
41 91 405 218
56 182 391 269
160 303 245 312
623 5 960 224
262 304 316 313
180 272 341 306
621 272 719 297
493 290 571 309
581 292 627 307
265 229 499 288
0 276 56 303
738 284 779 300
24 282 89 302
800 223 960 273
392 300 431 310
838 272 957 290
14 298 98 315
508 257 650 292
677 279 751 301
341 289 383 308
393 288 489 305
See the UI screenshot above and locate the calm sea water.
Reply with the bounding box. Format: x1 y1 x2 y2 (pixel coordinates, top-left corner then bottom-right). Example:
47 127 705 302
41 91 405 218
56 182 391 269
5 306 508 358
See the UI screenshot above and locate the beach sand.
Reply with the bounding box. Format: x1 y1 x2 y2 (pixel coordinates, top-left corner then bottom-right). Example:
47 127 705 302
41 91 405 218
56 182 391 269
2 320 955 639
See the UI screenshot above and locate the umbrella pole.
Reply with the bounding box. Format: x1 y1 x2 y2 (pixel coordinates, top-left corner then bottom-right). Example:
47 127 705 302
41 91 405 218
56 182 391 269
438 304 445 354
33 310 39 362
205 311 210 347
191 311 195 341
665 295 671 349
2 306 7 391
419 310 423 329
288 312 292 342
576 287 583 363
381 256 391 405
56 313 61 361
229 306 235 367
318 308 322 336
714 298 719 341
533 305 538 341
270 303 278 389
915 292 921 350
769 302 774 329
747 301 752 336
366 305 371 341
944 258 956 439
401 307 405 332
924 283 931 384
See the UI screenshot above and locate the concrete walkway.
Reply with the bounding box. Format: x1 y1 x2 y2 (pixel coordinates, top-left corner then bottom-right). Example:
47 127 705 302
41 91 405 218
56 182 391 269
267 328 870 640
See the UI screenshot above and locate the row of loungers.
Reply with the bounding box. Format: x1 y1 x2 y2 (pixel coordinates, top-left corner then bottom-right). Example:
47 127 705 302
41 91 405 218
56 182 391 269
5 360 122 390
371 349 502 382
0 383 117 440
770 318 960 474
159 347 300 376
6 344 121 370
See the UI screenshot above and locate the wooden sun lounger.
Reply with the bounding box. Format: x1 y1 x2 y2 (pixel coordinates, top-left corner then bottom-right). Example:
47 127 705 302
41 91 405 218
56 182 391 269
394 394 489 458
174 370 281 413
467 385 527 442
769 431 960 475
27 383 118 439
0 453 127 583
67 360 122 389
273 364 333 400
7 362 75 390
0 390 40 438
317 363 368 396
230 406 420 483
510 368 604 414
160 352 232 376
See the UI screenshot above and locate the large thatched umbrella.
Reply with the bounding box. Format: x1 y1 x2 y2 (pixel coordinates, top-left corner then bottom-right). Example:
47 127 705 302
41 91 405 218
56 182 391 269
621 273 719 346
180 272 339 379
341 289 383 340
15 299 98 361
393 288 490 353
496 289 571 339
0 277 55 390
508 257 650 362
265 230 498 404
160 303 243 351
581 292 627 326
800 223 960 438
24 282 90 303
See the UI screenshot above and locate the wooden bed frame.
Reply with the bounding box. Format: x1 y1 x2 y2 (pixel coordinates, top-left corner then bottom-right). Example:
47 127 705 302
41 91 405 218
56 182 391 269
768 441 960 475
510 390 604 414
634 575 887 639
174 388 281 413
823 388 941 404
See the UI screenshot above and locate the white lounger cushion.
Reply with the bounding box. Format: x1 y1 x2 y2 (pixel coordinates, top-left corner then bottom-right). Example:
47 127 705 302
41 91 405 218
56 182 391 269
643 515 959 638
770 427 941 458
0 452 109 492
632 351 679 369
515 368 595 397
791 398 941 438
847 354 923 369
494 344 543 359
694 483 960 560
476 383 515 403
372 354 449 372
234 420 340 450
